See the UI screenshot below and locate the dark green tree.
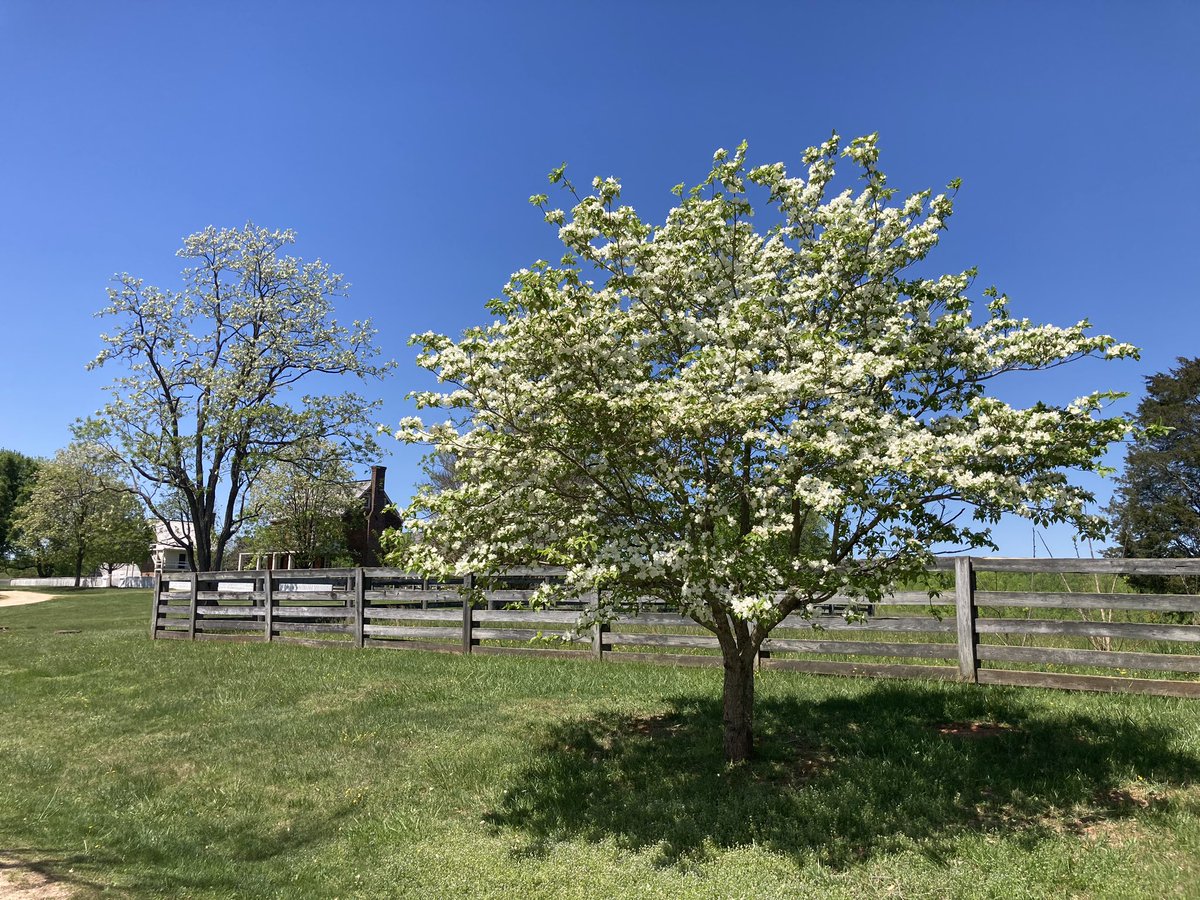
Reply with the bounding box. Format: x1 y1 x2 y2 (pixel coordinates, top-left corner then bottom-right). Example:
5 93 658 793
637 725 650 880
0 450 41 570
1108 357 1200 593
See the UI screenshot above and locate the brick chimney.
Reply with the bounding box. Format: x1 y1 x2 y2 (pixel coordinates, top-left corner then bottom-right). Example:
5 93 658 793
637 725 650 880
368 465 387 521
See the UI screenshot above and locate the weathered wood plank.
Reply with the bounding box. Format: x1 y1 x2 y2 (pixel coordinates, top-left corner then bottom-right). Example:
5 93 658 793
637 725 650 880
616 612 698 627
194 621 267 632
474 610 582 624
362 638 463 654
977 668 1200 698
786 593 930 608
365 590 462 604
476 566 568 578
484 589 536 602
364 590 443 601
354 567 365 649
268 607 354 619
362 567 428 579
975 619 1200 642
153 629 191 640
262 571 274 643
266 567 355 579
971 558 1200 576
268 591 351 603
187 573 198 642
603 632 719 650
776 616 955 634
270 622 355 635
473 628 590 643
955 556 978 682
762 658 960 680
172 558 1200 584
364 608 462 622
157 603 190 614
195 591 263 601
462 574 474 654
194 606 266 617
273 602 347 610
197 571 275 583
761 638 957 659
879 591 951 605
150 573 162 639
974 648 1200 676
976 644 1200 673
193 632 267 644
975 591 1200 612
362 625 461 640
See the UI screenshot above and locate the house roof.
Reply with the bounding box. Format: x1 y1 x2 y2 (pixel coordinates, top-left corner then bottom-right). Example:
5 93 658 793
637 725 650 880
151 520 193 550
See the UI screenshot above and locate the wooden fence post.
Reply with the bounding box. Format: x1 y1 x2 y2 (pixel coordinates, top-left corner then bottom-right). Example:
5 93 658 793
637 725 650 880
149 573 162 640
187 572 199 642
355 567 366 649
954 556 979 683
590 589 605 661
462 573 475 654
264 570 274 643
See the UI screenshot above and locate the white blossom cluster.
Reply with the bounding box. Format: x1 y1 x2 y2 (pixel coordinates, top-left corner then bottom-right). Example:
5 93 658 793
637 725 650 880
390 134 1135 660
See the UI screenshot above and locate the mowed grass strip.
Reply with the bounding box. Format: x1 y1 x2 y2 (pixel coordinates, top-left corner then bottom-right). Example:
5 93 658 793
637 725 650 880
2 591 1200 898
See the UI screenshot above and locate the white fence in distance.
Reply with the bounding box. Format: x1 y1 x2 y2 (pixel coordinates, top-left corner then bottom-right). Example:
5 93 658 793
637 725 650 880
11 575 156 589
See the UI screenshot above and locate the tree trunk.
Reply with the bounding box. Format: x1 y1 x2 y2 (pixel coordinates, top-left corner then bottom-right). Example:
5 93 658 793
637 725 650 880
73 547 84 588
722 652 756 762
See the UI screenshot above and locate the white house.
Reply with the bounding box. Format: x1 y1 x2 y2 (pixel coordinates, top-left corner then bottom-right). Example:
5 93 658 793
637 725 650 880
151 521 194 573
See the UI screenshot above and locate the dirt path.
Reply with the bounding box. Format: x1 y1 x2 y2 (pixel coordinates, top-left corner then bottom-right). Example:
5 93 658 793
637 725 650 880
0 591 63 608
0 856 73 898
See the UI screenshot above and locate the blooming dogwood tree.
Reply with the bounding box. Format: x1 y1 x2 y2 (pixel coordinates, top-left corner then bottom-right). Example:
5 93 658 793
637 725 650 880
393 135 1136 761
83 225 391 572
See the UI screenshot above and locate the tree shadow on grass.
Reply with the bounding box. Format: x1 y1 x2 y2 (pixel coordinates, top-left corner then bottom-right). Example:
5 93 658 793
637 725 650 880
485 682 1200 869
3 802 356 896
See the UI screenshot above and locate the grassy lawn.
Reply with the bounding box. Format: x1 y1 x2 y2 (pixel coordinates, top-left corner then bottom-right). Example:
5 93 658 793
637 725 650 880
2 591 1200 898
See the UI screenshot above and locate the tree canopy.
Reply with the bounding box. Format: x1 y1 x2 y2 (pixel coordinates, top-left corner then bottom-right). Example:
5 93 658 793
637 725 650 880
1108 357 1200 591
82 224 392 572
13 443 151 586
391 134 1136 760
242 443 359 568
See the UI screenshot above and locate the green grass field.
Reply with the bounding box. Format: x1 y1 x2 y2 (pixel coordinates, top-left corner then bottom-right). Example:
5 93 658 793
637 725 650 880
2 590 1200 898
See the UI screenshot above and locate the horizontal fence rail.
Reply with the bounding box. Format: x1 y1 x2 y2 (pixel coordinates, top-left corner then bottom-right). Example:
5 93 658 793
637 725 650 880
150 559 1200 699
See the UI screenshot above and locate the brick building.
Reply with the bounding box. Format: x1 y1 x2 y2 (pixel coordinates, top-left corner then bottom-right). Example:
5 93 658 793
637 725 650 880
345 465 403 566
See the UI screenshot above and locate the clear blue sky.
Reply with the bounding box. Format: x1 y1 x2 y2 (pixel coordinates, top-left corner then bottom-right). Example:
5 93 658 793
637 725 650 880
1 1 1197 556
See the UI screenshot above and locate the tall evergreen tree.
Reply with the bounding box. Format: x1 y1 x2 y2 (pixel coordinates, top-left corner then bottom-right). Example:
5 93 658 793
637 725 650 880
1109 357 1200 592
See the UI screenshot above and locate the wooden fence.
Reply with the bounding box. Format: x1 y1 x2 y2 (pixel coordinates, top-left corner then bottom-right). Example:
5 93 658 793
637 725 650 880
150 558 1200 699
